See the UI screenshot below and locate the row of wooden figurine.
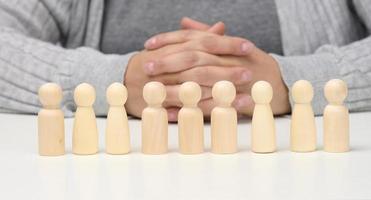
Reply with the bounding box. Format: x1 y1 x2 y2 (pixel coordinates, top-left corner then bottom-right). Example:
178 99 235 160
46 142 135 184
37 79 349 156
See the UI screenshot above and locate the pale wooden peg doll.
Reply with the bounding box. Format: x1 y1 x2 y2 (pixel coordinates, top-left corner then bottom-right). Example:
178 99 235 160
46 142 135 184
73 83 98 155
178 81 204 154
251 81 276 153
211 81 237 154
106 82 130 154
141 81 168 154
323 79 349 152
38 83 65 156
290 80 317 152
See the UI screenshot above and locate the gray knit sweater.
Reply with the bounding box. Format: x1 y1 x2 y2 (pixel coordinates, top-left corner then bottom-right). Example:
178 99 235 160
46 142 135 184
0 0 370 117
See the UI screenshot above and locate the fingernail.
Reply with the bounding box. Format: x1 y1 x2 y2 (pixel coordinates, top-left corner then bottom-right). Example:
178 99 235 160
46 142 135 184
240 71 252 82
144 62 155 74
144 37 157 48
241 42 253 53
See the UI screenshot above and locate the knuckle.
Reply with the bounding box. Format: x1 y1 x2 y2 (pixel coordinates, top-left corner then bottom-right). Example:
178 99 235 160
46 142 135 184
155 59 165 70
182 51 199 66
231 69 241 81
200 36 217 51
181 30 194 40
194 67 210 81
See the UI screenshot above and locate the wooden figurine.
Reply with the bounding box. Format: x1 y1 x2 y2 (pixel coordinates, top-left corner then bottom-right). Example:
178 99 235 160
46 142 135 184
38 83 65 156
72 83 99 155
141 81 168 154
178 81 204 154
323 79 349 152
211 80 237 154
290 80 317 152
106 82 130 154
251 81 276 153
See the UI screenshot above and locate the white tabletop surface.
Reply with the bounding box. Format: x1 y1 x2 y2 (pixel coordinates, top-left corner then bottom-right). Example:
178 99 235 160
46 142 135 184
0 112 371 200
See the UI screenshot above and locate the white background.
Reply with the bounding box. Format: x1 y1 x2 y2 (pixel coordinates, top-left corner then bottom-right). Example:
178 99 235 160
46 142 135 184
0 112 370 200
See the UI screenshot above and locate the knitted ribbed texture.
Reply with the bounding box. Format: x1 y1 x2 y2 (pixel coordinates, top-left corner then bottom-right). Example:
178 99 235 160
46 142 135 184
0 0 371 116
273 0 371 114
0 0 133 116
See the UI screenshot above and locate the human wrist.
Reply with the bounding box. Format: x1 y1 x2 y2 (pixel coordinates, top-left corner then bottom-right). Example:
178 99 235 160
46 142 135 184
124 53 139 84
269 55 291 115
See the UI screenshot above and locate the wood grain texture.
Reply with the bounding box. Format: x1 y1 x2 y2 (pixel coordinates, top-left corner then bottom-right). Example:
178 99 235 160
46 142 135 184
105 83 130 154
251 105 276 153
141 82 168 154
72 83 98 155
38 109 65 156
178 106 204 154
211 107 237 154
38 83 65 156
323 79 349 152
142 107 168 154
106 107 130 154
290 80 316 152
211 81 237 154
251 81 276 153
73 107 99 154
178 82 204 154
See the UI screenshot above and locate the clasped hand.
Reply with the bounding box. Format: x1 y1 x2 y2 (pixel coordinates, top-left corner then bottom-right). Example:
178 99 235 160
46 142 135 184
124 17 290 121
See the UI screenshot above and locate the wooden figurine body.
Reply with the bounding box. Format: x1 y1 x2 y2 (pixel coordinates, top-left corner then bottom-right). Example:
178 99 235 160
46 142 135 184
73 83 98 155
323 79 349 152
38 83 65 156
106 83 130 154
290 80 316 152
251 81 276 153
142 82 168 154
178 81 204 154
211 81 237 154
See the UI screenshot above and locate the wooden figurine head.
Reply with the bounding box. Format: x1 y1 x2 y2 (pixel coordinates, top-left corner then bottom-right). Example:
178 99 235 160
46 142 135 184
106 82 128 106
74 83 96 107
324 79 348 105
143 81 166 107
292 80 314 104
251 81 273 104
179 81 201 107
38 83 63 109
212 80 236 107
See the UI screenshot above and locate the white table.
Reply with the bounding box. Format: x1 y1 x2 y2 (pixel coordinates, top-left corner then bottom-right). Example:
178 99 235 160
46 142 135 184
0 112 370 200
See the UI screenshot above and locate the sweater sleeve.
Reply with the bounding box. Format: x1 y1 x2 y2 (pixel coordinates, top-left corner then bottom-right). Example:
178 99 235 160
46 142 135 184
272 0 371 115
0 0 136 117
271 35 371 115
